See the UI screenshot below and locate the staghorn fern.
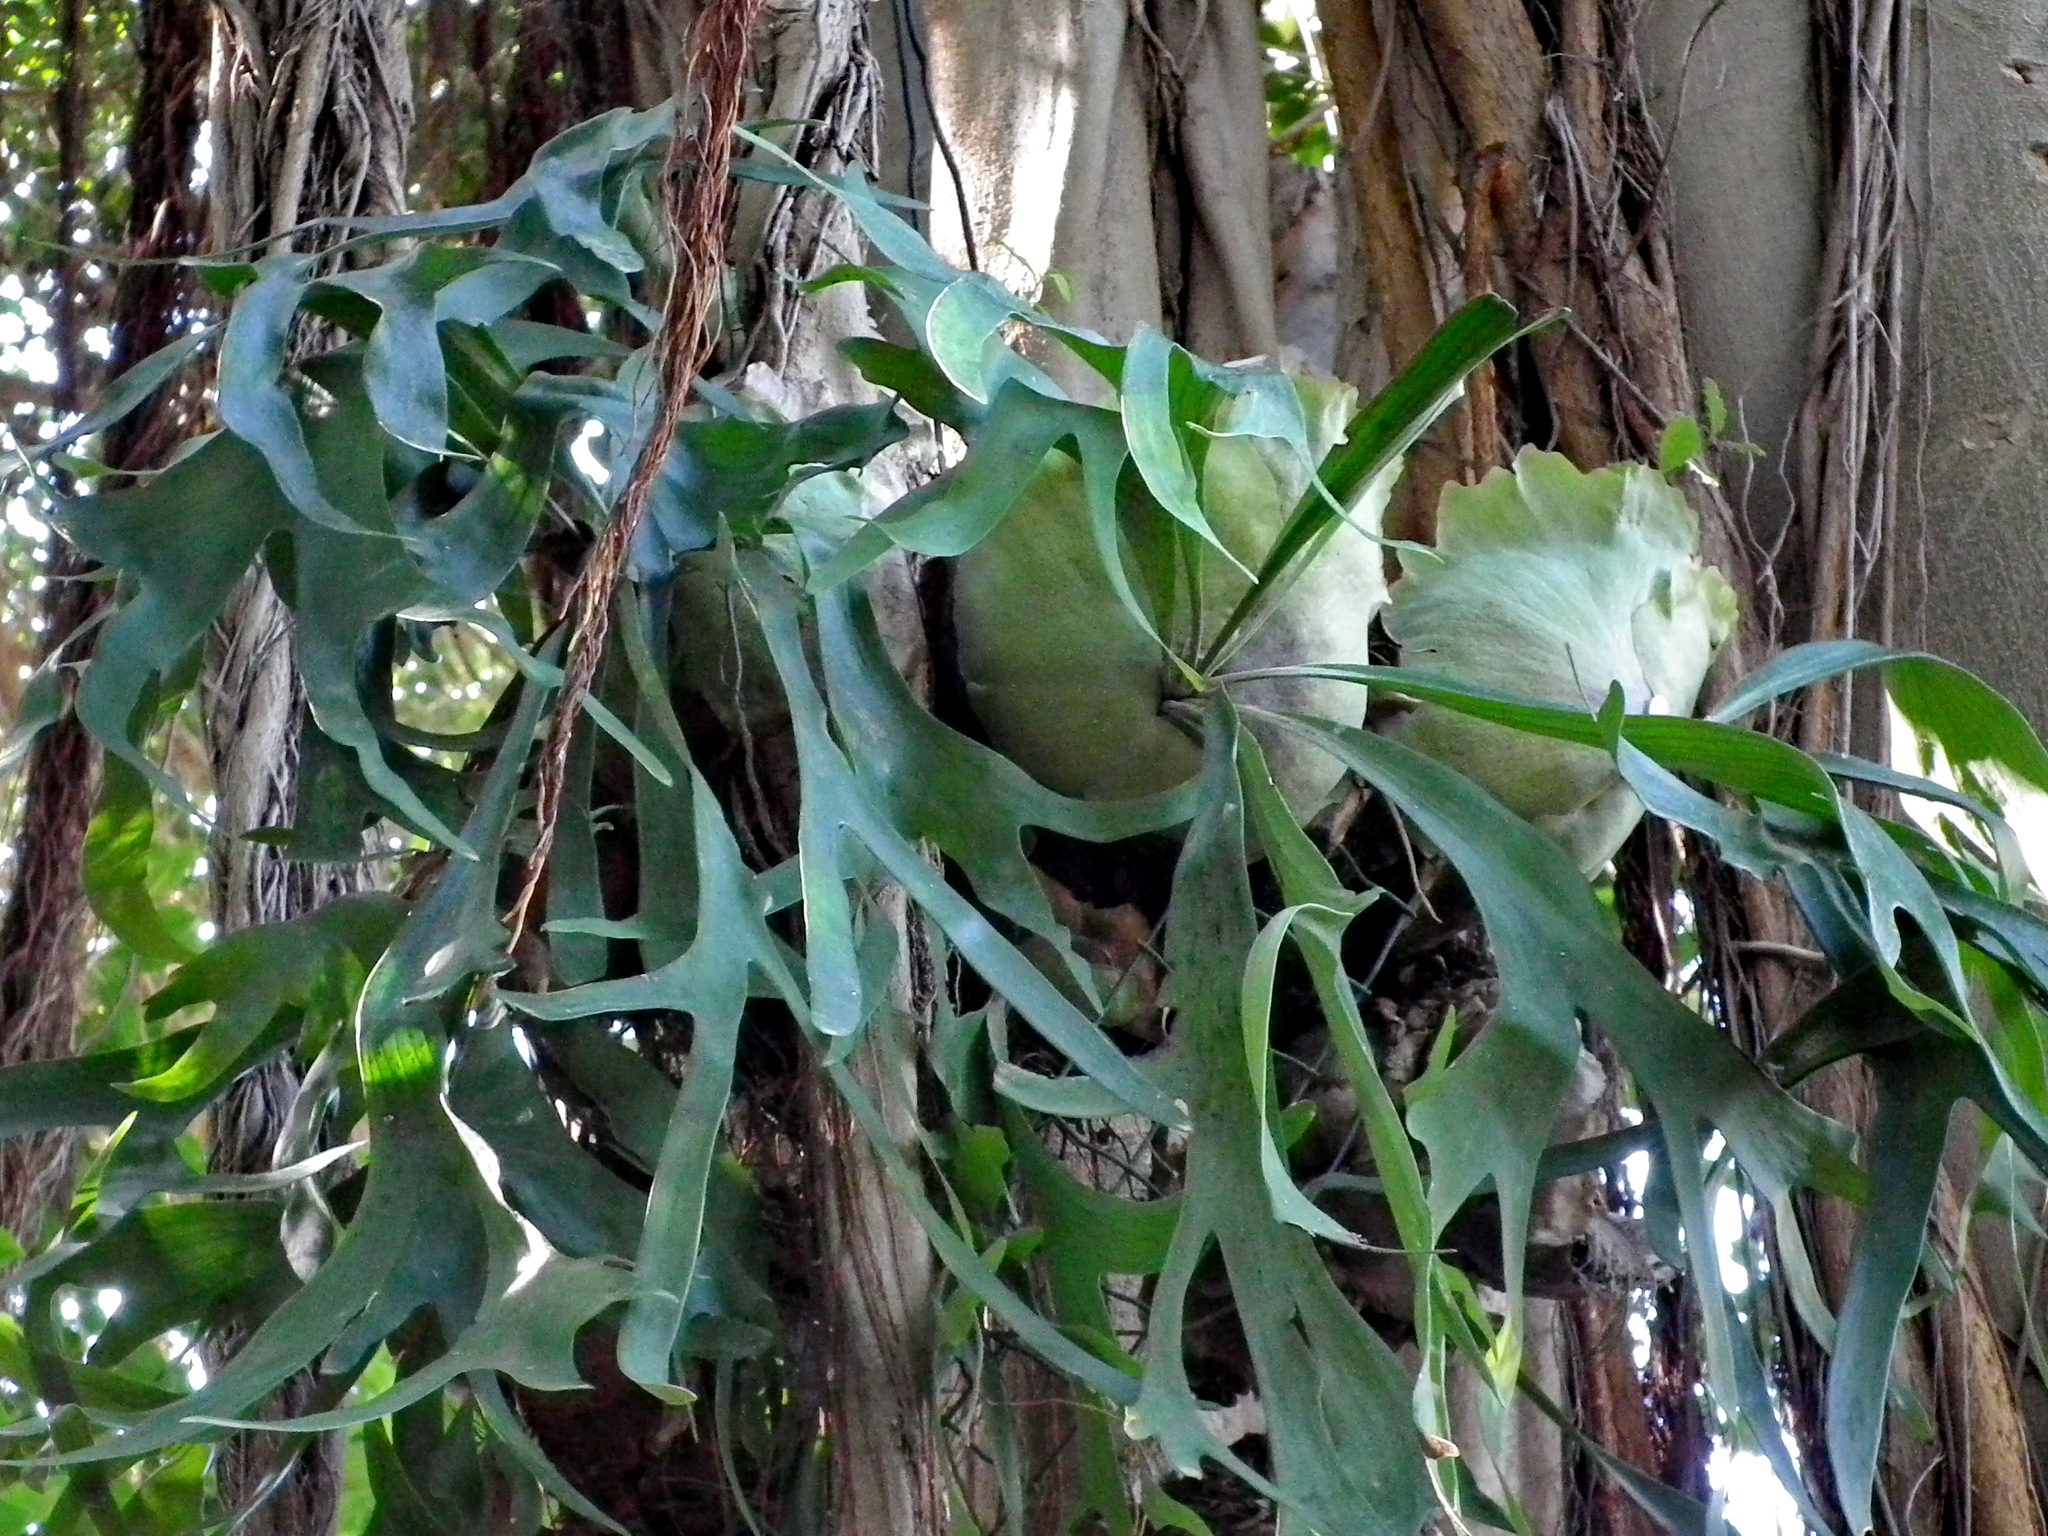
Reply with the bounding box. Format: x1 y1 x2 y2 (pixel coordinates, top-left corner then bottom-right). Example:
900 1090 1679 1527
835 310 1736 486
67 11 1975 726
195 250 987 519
13 105 2048 1536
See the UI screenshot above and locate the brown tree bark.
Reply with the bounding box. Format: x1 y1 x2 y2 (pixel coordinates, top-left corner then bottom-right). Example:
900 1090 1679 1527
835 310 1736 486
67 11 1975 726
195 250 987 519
0 0 208 1249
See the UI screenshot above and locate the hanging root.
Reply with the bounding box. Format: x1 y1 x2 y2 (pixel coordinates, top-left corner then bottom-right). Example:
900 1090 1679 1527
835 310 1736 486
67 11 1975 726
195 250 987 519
510 0 768 950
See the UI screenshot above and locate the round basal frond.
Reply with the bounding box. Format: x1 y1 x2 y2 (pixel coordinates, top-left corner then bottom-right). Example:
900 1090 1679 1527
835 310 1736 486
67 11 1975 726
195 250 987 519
955 367 1389 817
1386 447 1737 870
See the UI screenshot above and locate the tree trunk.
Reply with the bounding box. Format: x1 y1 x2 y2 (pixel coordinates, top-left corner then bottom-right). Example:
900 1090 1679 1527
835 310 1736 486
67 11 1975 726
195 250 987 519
1642 0 2048 1523
1909 0 2048 729
200 4 412 1531
736 8 949 1529
922 0 1277 385
0 0 208 1250
804 910 947 1534
0 0 93 1250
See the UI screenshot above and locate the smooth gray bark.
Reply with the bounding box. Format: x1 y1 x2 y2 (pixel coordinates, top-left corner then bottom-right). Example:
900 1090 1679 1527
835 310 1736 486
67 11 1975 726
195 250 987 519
1911 0 2048 726
1642 0 1826 544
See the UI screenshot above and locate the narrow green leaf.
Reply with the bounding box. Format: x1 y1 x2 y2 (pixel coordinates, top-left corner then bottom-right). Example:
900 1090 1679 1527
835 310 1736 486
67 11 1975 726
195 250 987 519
488 318 630 371
580 693 673 787
1203 294 1533 670
31 326 217 463
1241 902 1369 1245
0 666 64 783
472 1372 627 1535
751 554 1184 1123
433 251 559 326
990 1062 1139 1118
119 895 403 1103
1234 661 1841 820
1828 1041 1973 1536
817 583 1192 996
321 247 459 452
545 723 607 987
806 385 1111 590
361 1419 464 1536
1125 712 1430 1534
63 434 292 801
0 1026 210 1138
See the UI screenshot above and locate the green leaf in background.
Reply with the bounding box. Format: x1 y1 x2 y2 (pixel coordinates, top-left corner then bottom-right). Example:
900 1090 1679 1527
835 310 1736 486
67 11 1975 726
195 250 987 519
31 325 218 463
118 894 403 1103
1658 414 1706 480
27 1201 291 1372
82 756 198 966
